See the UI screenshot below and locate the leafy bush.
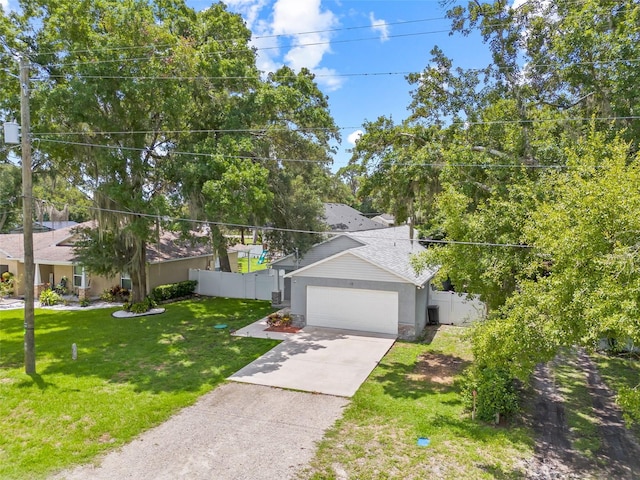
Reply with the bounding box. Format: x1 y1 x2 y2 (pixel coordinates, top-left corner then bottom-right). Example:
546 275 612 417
461 365 520 422
266 312 291 327
100 285 130 302
79 298 91 307
0 272 14 297
123 297 157 314
150 280 197 303
39 288 62 306
617 386 640 425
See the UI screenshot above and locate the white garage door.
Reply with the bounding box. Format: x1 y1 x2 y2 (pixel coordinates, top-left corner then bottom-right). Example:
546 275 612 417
306 286 398 335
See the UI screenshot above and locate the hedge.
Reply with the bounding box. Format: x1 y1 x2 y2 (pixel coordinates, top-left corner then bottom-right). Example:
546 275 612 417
150 280 198 302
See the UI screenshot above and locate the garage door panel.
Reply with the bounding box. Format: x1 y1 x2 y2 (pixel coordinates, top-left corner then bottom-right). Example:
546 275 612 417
306 286 398 335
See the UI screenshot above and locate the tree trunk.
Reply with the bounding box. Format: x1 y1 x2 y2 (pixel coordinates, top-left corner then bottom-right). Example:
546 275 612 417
211 225 231 272
130 237 147 303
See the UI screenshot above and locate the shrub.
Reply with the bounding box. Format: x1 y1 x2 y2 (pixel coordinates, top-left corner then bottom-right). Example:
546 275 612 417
617 386 640 426
266 312 291 327
79 298 91 307
0 273 14 297
39 288 62 306
461 365 520 422
123 296 157 314
150 280 197 303
100 285 130 302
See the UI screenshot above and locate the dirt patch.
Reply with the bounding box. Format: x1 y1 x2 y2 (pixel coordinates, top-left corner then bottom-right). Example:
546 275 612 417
409 352 468 385
523 353 640 480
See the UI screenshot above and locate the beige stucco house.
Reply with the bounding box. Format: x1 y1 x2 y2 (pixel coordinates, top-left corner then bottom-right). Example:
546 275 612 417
0 222 214 299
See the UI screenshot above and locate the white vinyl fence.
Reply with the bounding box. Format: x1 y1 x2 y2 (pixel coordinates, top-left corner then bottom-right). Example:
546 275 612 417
429 290 486 326
189 269 278 301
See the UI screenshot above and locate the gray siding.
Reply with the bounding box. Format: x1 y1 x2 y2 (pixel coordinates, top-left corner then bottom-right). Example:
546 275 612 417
272 236 363 269
294 253 405 283
415 284 429 333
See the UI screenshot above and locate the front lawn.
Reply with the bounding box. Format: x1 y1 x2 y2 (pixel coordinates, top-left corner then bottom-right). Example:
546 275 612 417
0 298 277 480
301 326 534 479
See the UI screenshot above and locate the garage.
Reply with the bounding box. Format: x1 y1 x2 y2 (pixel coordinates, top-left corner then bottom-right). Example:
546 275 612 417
306 285 399 335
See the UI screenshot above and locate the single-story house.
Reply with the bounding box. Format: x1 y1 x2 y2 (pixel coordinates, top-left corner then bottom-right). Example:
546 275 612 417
0 221 214 299
371 213 395 227
271 225 438 339
323 203 385 232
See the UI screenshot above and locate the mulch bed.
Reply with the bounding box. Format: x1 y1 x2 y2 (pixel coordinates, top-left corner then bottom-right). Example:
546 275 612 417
265 325 302 333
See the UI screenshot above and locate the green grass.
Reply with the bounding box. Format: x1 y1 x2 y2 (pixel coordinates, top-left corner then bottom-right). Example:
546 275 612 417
237 255 268 273
0 298 278 480
550 350 601 460
301 326 534 480
592 352 640 435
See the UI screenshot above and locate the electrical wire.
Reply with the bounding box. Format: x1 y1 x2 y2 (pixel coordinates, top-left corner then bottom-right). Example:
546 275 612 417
31 114 640 138
34 137 571 169
77 202 533 249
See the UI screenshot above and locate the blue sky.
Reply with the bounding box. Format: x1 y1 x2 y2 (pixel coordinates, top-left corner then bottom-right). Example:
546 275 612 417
2 0 498 170
186 0 495 170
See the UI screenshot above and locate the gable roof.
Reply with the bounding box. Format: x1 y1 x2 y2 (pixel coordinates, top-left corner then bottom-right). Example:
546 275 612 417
286 225 438 286
323 203 384 232
0 222 212 265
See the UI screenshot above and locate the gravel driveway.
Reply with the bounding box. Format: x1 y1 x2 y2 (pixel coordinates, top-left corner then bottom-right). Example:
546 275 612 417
50 383 348 480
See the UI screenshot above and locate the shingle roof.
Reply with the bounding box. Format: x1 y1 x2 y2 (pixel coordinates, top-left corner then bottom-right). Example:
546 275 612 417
323 203 384 232
0 222 212 264
287 225 438 286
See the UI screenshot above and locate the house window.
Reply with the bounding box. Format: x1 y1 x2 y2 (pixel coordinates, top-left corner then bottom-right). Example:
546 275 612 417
120 272 132 291
73 265 83 287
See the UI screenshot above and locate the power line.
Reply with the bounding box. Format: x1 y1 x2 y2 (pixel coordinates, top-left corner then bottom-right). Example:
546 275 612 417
35 138 332 164
77 202 533 249
44 28 454 68
35 137 573 169
38 71 414 81
32 15 455 57
32 114 640 139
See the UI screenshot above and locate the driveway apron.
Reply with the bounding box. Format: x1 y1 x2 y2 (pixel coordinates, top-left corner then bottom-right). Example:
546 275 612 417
50 383 348 480
229 326 396 397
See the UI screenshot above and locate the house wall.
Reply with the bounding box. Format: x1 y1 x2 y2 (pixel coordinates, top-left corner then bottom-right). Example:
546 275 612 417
0 258 21 295
294 253 404 283
289 276 418 330
415 284 429 334
272 236 363 270
88 274 120 297
147 256 212 292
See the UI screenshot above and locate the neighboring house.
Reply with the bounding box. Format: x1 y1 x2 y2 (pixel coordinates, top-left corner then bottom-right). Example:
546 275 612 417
323 203 385 232
271 225 438 339
0 222 213 299
9 221 78 234
371 213 395 227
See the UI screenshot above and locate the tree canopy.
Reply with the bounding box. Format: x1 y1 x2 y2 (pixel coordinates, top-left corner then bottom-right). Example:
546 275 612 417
349 0 640 381
0 0 340 302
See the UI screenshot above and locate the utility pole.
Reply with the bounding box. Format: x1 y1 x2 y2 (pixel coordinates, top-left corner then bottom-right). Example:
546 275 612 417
20 55 36 374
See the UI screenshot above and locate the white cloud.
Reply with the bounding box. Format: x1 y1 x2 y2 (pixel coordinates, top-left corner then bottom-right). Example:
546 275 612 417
224 0 270 30
347 130 363 145
272 0 338 71
1 0 10 11
311 66 344 92
369 12 389 42
226 0 344 91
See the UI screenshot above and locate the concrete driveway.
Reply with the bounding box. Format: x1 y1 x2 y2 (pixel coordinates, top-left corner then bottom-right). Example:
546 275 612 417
229 326 396 397
51 383 348 480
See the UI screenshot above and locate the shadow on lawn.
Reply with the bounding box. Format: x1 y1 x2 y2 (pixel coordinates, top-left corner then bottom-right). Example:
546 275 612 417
375 352 471 399
2 298 278 394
